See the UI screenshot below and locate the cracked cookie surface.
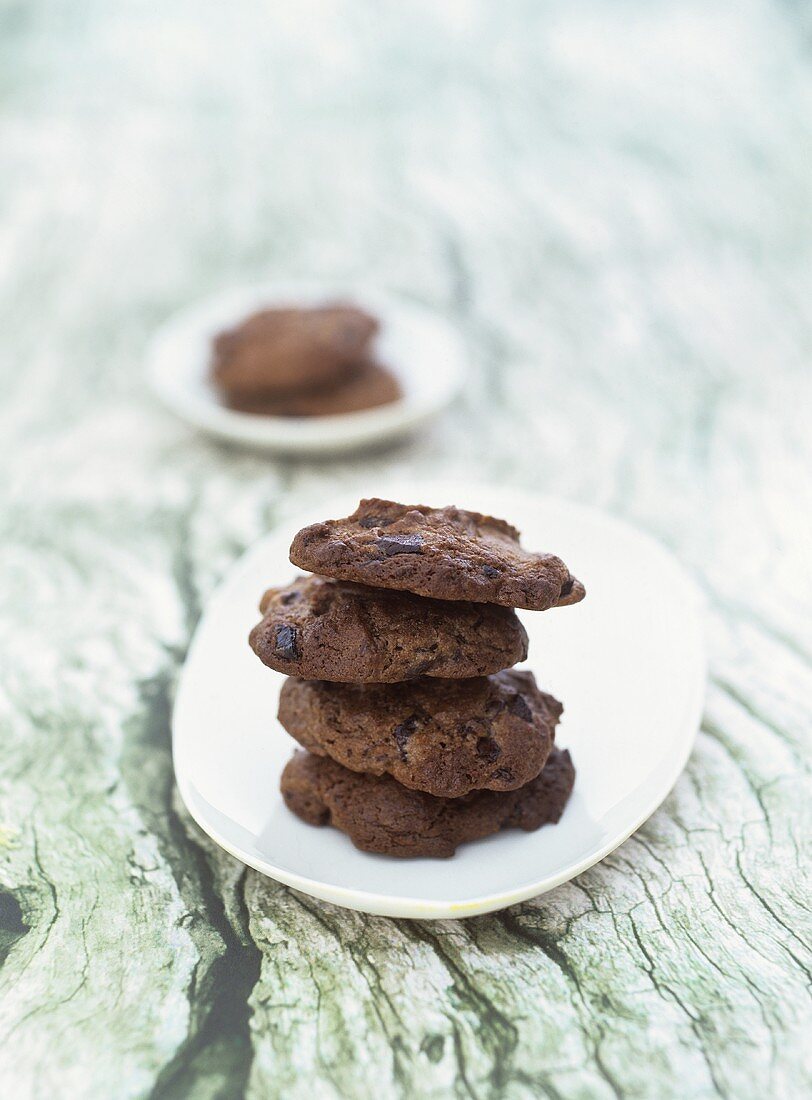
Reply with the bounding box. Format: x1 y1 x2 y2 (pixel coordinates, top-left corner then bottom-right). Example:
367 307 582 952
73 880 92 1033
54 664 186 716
280 746 576 858
289 498 585 610
250 575 528 682
278 669 561 797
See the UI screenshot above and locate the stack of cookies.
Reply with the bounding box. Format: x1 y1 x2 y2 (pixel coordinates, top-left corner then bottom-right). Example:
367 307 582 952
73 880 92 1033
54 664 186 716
249 498 585 858
210 301 401 417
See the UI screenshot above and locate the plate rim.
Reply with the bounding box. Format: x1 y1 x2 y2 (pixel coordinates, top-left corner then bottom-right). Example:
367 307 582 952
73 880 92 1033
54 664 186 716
172 489 707 919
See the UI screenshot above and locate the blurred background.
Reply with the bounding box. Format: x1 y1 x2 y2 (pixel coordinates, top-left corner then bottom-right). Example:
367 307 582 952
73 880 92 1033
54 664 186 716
1 2 811 1096
3 0 809 623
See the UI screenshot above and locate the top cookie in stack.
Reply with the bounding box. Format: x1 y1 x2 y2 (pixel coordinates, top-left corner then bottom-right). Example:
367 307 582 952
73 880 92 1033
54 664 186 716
289 498 585 611
250 498 585 858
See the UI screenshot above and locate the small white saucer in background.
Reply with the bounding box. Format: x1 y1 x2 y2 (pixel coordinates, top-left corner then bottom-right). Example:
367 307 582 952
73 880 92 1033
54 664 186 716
173 481 706 920
146 281 466 454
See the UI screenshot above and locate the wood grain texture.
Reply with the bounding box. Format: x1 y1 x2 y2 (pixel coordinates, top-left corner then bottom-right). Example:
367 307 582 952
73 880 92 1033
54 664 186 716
1 0 810 1096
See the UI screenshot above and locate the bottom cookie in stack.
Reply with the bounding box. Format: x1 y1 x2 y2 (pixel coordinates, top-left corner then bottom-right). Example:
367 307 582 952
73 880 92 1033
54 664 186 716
280 747 575 859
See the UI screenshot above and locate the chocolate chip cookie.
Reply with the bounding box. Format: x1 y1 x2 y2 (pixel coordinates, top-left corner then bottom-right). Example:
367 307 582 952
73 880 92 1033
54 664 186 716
280 746 575 858
250 575 528 683
289 498 585 611
224 361 401 417
211 302 378 399
277 669 560 798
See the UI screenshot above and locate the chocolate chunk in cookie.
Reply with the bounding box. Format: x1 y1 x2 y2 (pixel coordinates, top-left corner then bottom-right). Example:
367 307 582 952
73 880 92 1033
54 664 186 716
223 360 401 418
289 498 585 611
277 669 560 798
211 303 378 399
250 575 528 683
280 746 576 858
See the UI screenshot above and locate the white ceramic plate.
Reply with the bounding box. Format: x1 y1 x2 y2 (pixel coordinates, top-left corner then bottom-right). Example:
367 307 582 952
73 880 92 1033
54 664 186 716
146 281 466 454
173 482 706 919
